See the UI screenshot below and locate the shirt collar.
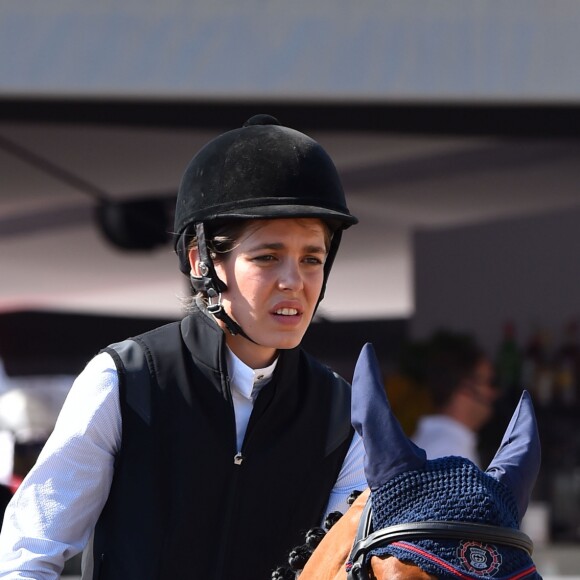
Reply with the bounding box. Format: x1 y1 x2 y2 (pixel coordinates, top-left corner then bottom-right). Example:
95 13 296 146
226 347 278 401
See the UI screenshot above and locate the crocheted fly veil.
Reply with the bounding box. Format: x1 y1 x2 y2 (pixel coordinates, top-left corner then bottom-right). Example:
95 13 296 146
349 343 542 580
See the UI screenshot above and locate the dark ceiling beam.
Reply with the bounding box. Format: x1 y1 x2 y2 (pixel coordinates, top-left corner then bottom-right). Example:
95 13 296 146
2 98 580 137
341 139 580 191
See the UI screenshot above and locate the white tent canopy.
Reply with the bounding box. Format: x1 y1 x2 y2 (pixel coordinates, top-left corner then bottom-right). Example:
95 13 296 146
2 1 580 103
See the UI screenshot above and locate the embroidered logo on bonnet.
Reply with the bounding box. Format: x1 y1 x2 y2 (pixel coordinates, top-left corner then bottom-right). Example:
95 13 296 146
457 541 502 576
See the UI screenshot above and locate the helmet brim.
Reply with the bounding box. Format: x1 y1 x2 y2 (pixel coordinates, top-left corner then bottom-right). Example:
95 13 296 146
189 203 358 230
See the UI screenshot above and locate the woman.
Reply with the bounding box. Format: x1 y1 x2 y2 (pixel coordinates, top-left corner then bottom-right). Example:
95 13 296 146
0 115 366 580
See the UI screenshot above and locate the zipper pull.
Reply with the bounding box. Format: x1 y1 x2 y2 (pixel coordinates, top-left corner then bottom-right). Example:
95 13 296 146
233 452 244 465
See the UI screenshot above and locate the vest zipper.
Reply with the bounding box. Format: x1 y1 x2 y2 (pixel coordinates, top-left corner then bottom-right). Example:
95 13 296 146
213 453 244 580
214 375 244 580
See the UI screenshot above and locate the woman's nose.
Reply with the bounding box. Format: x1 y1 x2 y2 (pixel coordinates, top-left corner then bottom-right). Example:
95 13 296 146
278 260 304 291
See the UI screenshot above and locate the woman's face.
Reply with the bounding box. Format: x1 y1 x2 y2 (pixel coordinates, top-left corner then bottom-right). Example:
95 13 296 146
192 218 329 368
460 357 499 430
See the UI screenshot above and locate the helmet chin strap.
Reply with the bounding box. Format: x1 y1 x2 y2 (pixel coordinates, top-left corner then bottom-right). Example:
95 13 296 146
190 223 258 344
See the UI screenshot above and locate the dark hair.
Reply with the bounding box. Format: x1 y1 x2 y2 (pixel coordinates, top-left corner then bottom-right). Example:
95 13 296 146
186 220 250 263
186 218 333 265
424 330 485 408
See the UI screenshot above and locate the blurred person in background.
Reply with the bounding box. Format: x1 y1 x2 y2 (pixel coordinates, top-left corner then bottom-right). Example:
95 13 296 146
412 330 499 467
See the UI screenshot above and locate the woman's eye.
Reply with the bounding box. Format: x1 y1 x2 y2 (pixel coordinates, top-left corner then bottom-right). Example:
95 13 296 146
253 254 276 262
304 256 324 265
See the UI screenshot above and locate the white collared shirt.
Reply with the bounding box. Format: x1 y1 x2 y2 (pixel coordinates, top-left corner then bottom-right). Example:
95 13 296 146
226 347 278 452
412 414 480 467
0 351 365 579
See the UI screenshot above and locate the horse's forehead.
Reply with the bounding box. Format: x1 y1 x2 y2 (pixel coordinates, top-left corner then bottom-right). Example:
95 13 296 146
369 556 436 580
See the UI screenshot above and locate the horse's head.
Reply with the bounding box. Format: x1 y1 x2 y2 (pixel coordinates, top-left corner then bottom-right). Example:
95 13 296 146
347 343 542 580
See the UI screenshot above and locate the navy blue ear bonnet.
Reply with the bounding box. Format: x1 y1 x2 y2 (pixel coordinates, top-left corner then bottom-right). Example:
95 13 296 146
349 343 542 580
369 457 537 578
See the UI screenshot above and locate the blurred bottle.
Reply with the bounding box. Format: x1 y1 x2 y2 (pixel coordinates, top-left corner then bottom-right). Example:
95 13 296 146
534 330 554 408
522 327 553 407
495 321 522 403
521 328 541 392
553 320 579 406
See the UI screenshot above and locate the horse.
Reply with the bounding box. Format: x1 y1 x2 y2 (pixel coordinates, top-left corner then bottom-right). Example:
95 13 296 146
282 343 542 580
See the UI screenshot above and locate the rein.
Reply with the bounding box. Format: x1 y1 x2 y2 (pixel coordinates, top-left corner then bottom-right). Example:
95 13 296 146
346 499 534 580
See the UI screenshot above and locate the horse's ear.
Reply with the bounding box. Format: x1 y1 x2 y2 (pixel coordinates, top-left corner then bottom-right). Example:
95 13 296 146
351 343 426 490
485 390 541 524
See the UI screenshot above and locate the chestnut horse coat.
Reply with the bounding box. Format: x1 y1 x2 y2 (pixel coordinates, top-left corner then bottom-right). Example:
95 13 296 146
300 489 370 580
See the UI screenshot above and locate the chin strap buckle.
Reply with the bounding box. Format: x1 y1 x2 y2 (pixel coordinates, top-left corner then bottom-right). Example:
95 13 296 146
206 288 223 315
191 222 257 344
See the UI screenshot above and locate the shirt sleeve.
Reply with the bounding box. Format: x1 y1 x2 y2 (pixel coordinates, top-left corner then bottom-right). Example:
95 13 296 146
0 352 122 580
322 430 367 520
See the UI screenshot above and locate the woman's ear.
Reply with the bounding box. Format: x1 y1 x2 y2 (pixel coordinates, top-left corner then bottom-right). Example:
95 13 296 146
188 247 200 276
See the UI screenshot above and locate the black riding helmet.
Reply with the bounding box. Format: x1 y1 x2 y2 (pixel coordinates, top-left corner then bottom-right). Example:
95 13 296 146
174 114 358 338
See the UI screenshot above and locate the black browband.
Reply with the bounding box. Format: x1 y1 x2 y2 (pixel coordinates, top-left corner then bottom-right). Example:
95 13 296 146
346 499 533 580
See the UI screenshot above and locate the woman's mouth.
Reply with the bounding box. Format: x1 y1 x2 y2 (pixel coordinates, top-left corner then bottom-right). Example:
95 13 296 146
274 308 299 316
